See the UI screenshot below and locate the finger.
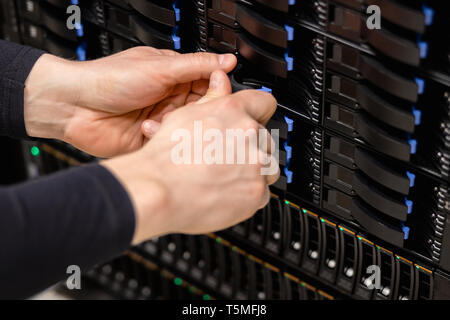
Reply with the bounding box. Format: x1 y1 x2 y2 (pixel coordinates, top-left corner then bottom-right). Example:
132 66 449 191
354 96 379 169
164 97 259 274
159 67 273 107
142 120 161 139
157 49 181 56
195 70 232 105
232 90 277 126
161 111 174 122
258 124 274 156
258 149 280 186
258 185 271 209
148 102 177 122
191 79 210 96
185 93 203 105
265 157 281 186
167 52 237 83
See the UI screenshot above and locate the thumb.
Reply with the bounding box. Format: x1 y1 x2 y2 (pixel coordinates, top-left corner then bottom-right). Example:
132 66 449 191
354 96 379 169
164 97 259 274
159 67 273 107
167 52 237 83
195 70 232 105
142 70 232 139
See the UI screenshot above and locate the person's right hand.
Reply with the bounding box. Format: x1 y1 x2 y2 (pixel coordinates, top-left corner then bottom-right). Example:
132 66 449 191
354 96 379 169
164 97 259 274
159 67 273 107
102 71 279 244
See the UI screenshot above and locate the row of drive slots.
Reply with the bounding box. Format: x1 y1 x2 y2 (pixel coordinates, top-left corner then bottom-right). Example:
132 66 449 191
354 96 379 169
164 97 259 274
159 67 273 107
14 0 188 60
204 0 448 87
267 110 447 260
102 0 187 51
86 253 216 300
204 3 450 181
207 0 449 72
326 0 449 72
321 131 446 249
17 0 450 80
322 128 448 273
16 0 89 59
227 195 435 300
134 235 336 300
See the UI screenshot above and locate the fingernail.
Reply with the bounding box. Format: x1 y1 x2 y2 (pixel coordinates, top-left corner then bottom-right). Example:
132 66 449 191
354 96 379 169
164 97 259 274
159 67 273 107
218 54 233 66
143 120 160 135
209 71 222 90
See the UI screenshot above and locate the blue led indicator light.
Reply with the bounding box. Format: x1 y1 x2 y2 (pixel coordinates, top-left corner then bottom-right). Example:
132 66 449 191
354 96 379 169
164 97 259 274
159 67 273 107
402 224 410 240
76 44 86 61
284 167 293 184
408 139 417 154
285 25 294 41
284 116 294 132
415 78 425 95
412 106 422 126
284 51 294 71
406 171 416 188
422 5 435 26
172 35 181 49
75 22 84 37
173 2 181 22
418 41 428 59
258 86 272 94
284 142 292 161
404 198 413 214
172 26 181 50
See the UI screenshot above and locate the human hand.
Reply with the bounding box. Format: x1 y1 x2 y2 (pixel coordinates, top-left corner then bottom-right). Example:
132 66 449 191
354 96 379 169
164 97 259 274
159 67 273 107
24 47 237 157
103 71 279 244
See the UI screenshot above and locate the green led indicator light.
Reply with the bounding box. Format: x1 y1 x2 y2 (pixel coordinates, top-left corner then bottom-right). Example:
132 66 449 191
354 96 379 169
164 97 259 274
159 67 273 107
339 227 343 231
302 209 307 214
376 246 381 250
396 256 400 260
416 266 420 270
216 237 222 243
174 278 183 286
232 246 238 252
285 200 290 205
357 236 362 240
320 218 325 223
203 294 211 301
301 283 306 287
30 146 40 157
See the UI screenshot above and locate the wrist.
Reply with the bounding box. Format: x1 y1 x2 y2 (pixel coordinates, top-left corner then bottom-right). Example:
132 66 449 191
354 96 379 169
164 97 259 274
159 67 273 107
101 152 171 245
24 54 80 140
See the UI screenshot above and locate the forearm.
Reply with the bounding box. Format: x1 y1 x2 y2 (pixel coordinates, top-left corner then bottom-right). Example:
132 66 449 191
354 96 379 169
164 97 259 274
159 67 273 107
0 164 135 299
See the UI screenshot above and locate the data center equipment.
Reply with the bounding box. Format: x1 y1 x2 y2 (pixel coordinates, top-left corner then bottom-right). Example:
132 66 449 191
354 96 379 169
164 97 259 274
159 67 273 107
2 0 450 300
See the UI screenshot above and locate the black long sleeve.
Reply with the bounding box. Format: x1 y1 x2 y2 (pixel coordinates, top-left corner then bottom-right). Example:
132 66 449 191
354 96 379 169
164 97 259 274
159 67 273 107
0 41 136 298
0 39 44 138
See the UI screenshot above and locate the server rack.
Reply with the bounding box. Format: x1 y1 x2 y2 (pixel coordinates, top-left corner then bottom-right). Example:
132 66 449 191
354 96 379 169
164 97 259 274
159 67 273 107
2 0 450 299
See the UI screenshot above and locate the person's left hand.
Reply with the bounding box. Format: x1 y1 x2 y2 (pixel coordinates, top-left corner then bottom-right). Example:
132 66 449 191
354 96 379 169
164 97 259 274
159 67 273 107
24 47 237 158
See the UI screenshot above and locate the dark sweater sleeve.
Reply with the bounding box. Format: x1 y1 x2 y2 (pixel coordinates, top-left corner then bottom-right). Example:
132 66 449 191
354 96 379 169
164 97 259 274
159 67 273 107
0 40 136 299
0 40 45 138
0 164 136 299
